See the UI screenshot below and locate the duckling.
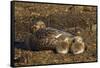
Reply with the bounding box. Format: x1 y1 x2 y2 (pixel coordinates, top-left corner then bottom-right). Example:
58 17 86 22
71 36 85 54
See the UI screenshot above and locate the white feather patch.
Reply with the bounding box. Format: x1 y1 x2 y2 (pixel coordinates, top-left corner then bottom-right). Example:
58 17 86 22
55 34 62 38
64 37 69 42
74 48 84 54
57 49 68 54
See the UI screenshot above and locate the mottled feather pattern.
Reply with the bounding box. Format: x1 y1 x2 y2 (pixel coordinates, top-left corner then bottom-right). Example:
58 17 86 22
28 27 73 51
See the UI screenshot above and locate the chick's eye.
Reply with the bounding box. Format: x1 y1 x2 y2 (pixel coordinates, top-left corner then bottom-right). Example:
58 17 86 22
72 39 75 43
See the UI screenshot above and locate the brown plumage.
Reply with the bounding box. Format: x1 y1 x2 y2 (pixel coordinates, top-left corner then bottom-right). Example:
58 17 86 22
24 21 85 54
28 27 73 53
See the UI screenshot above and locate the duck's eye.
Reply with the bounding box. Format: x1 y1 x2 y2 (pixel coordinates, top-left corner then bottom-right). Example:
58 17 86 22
72 39 75 43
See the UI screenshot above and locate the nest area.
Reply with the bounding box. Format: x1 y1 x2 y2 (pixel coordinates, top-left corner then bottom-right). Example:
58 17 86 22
14 2 97 66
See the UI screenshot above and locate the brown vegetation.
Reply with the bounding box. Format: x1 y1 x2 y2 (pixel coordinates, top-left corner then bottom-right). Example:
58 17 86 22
13 2 97 66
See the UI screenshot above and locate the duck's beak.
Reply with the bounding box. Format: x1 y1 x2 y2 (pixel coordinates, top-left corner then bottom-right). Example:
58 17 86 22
31 25 38 33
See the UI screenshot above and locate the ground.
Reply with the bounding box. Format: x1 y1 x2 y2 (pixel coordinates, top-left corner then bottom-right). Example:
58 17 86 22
12 1 97 66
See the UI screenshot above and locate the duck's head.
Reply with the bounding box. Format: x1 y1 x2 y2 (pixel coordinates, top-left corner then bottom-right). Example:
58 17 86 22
31 20 46 33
